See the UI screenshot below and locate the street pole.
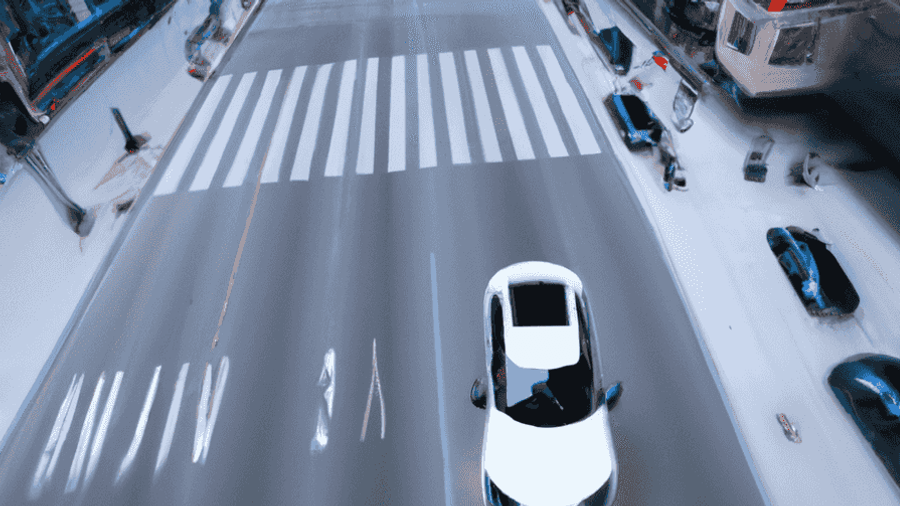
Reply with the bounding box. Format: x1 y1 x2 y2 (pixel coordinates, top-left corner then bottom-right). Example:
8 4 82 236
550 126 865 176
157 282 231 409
21 142 94 237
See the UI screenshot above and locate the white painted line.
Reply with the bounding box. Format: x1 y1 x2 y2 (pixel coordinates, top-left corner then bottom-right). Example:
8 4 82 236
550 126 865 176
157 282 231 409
430 252 454 506
29 374 78 499
189 72 257 192
261 66 307 184
511 46 567 158
536 45 601 156
85 371 123 488
116 365 161 483
417 54 437 169
311 407 328 454
324 60 358 177
388 55 406 173
46 374 83 485
66 372 105 493
487 48 535 161
224 69 283 188
439 52 471 165
360 339 385 441
192 363 212 463
154 75 232 196
200 356 230 464
311 349 336 455
356 57 379 175
291 63 333 181
464 50 502 164
154 363 189 479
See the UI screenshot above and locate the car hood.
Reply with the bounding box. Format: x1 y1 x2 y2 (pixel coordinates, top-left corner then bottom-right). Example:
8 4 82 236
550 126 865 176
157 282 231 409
484 407 614 506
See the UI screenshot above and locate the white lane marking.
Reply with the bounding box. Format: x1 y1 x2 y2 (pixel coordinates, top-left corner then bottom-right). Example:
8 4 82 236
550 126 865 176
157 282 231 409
356 57 379 175
261 66 307 184
487 48 535 161
65 372 105 493
192 363 212 463
387 55 406 173
116 365 161 483
46 374 83 485
224 69 283 188
360 338 385 441
324 60 358 177
154 363 189 479
200 356 230 464
439 52 471 165
511 46 567 158
464 50 502 164
417 54 437 169
189 72 257 192
154 76 232 196
311 348 336 455
536 45 601 156
291 63 333 181
29 374 79 499
84 371 123 488
431 252 453 506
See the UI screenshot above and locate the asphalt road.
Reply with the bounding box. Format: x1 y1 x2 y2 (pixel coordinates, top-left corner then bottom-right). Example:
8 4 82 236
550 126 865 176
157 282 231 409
0 0 768 504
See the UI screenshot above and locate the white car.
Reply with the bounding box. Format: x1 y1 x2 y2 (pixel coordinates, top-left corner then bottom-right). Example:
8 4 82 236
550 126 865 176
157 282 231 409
470 261 622 506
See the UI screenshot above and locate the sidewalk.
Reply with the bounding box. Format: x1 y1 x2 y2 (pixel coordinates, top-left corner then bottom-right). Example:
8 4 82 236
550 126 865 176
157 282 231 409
539 0 900 504
0 0 216 452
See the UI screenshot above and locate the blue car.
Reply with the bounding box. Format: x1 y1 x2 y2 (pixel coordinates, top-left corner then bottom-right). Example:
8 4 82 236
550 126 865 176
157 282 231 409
591 27 634 76
766 227 859 316
829 354 900 488
605 94 664 150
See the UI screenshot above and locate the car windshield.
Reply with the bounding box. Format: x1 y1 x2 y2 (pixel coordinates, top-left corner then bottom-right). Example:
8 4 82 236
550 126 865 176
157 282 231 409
492 294 598 428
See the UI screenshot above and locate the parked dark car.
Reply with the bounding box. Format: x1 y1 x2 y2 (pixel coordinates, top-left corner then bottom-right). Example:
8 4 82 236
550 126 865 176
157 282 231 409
591 26 634 76
829 354 900 487
766 227 860 316
605 94 664 150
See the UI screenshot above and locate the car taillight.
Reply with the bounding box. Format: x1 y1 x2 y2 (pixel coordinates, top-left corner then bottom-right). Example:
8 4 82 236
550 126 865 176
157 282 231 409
726 11 756 55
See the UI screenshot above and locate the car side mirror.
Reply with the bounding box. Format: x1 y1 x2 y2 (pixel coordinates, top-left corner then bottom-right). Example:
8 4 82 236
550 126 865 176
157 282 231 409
471 378 487 409
605 382 623 411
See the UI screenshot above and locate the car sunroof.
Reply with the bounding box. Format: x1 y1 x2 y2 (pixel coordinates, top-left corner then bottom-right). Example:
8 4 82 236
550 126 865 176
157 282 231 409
510 283 568 326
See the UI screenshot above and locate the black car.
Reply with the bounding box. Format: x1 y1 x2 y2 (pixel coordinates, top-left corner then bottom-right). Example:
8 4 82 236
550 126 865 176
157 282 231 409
829 354 900 487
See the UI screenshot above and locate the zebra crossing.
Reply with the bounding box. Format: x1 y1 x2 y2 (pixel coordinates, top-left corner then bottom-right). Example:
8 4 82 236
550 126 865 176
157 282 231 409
154 45 602 197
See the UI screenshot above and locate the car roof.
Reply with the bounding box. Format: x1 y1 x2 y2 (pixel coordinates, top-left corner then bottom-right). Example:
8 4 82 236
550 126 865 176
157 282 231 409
486 261 583 296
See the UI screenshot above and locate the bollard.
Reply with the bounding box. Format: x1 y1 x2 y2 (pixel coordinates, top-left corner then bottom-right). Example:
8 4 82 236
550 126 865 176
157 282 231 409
21 142 94 237
111 108 147 154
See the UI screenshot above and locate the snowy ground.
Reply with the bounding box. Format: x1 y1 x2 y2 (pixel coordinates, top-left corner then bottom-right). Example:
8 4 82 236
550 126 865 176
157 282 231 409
539 0 900 504
0 0 252 452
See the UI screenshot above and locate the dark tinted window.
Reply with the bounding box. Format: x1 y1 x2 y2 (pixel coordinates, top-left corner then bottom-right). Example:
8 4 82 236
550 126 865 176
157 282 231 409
495 292 597 428
491 296 507 411
510 283 568 326
620 95 656 130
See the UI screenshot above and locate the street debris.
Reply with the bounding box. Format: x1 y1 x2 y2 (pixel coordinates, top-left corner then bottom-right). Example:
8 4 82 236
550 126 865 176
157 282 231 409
743 134 775 182
777 413 801 443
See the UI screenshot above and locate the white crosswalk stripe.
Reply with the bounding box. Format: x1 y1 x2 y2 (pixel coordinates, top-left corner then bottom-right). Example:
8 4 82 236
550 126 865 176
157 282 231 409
291 63 333 181
154 76 231 196
537 45 601 156
324 60 358 177
512 46 567 158
151 45 604 195
356 57 379 175
190 72 256 192
439 52 471 165
487 48 535 161
262 66 307 184
224 69 282 188
464 50 502 163
388 55 406 173
417 54 437 169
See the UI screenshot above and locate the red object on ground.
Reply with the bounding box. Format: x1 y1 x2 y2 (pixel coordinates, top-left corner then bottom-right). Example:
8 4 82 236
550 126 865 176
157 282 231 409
768 0 787 11
653 55 668 70
630 79 643 90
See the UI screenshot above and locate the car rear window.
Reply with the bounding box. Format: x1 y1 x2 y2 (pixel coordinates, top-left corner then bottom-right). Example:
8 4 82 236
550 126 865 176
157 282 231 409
510 283 568 326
